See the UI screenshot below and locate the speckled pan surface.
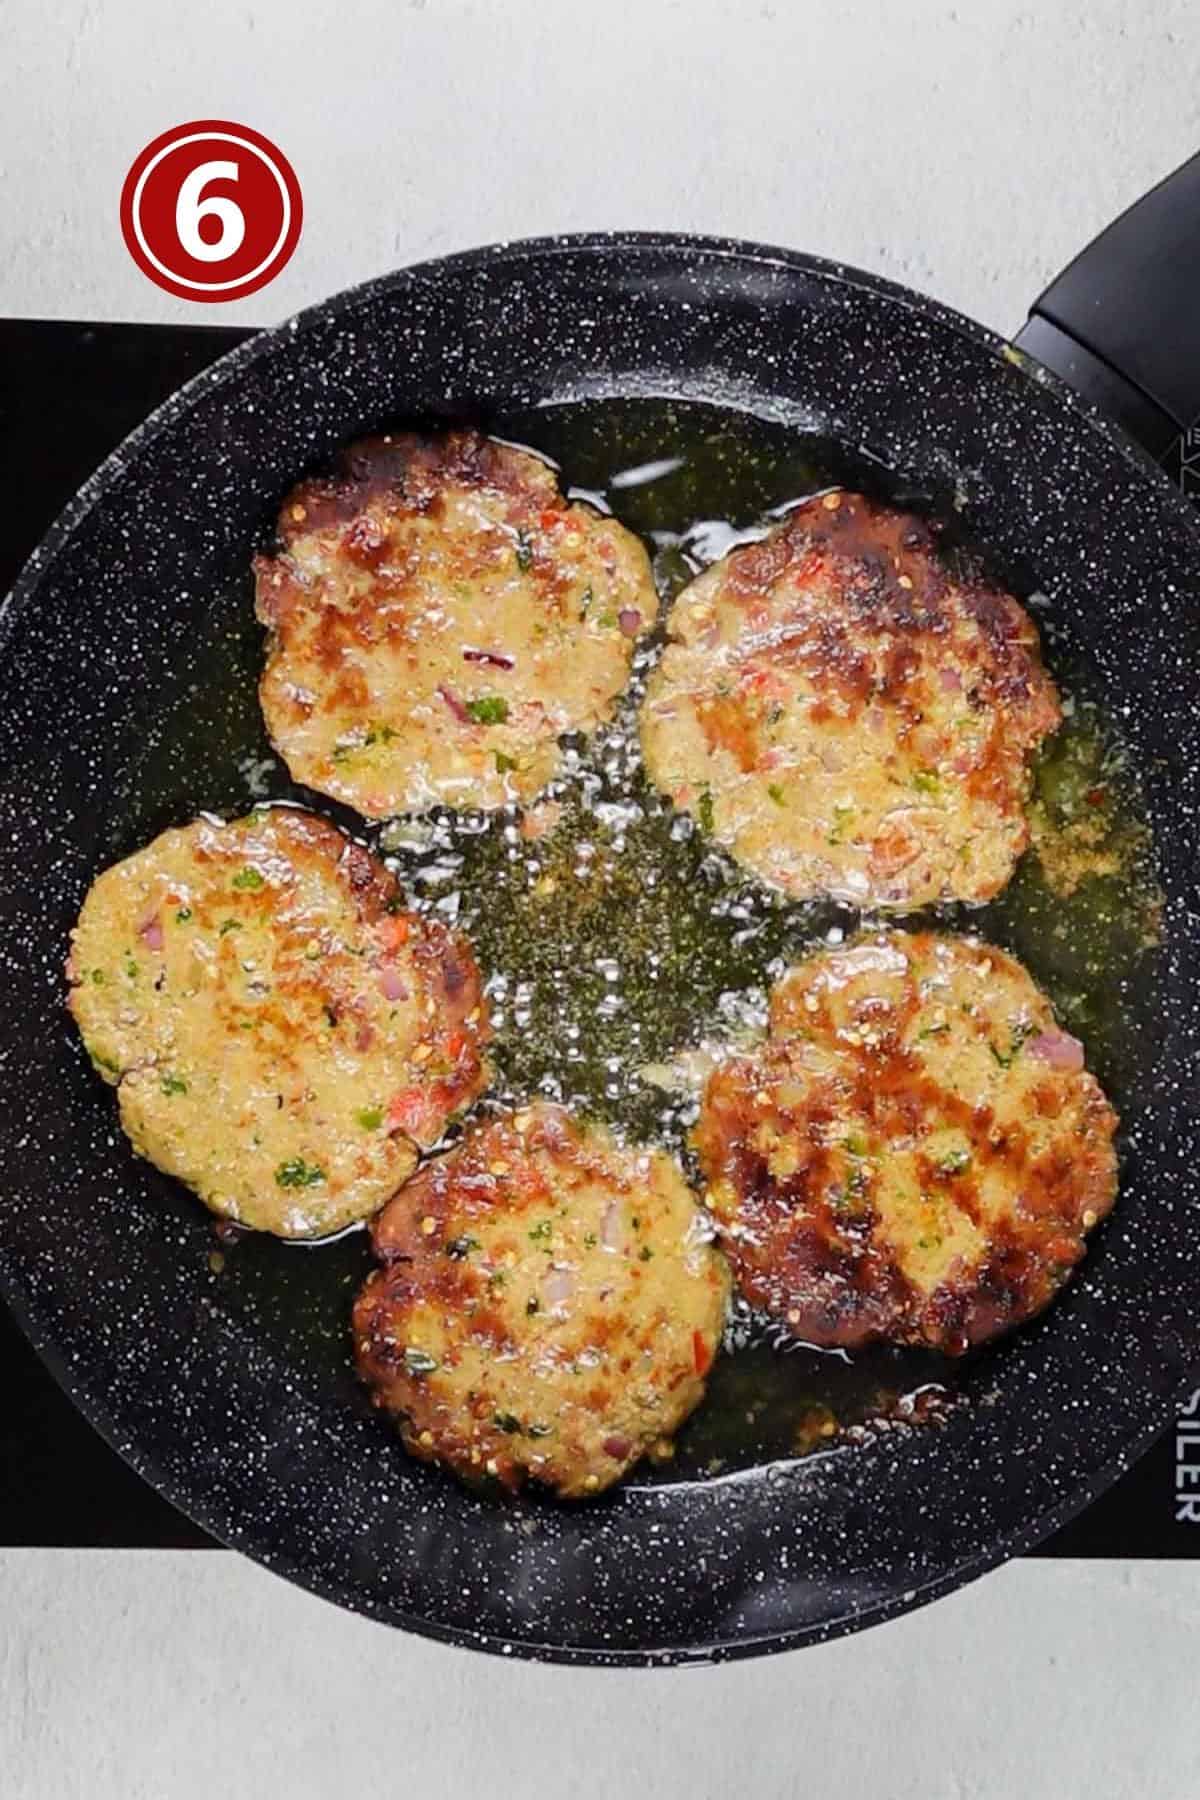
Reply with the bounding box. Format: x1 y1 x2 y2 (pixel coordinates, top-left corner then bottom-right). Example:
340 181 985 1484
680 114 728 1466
2 235 1200 1665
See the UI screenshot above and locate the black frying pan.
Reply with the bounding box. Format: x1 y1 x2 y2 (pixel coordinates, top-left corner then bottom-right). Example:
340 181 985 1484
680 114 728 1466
4 156 1200 1665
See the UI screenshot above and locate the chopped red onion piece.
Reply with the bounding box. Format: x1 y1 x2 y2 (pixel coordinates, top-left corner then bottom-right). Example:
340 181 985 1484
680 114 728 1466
437 683 470 723
378 965 409 1002
542 1267 576 1309
1027 1029 1085 1072
462 647 515 670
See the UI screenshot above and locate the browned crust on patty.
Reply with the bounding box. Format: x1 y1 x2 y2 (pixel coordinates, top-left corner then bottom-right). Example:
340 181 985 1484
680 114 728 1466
640 492 1062 907
354 1102 730 1497
693 931 1118 1353
263 431 556 543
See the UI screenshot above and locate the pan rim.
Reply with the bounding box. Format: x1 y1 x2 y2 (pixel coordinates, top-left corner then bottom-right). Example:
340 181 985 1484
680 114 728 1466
3 228 1195 648
1 1249 1182 1667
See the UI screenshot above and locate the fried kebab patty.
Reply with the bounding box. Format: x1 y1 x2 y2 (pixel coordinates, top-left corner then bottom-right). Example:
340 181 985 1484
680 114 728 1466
256 430 657 817
693 931 1118 1353
353 1102 730 1497
640 491 1061 908
67 809 490 1238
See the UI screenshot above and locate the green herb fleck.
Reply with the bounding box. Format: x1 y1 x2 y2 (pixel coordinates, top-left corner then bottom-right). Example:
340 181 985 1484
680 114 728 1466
124 955 138 979
466 695 509 726
356 1106 383 1130
583 1231 598 1249
827 804 854 846
219 919 241 936
232 867 264 891
175 907 192 923
639 1245 653 1262
844 1132 869 1157
829 1167 871 1213
577 584 594 620
697 788 715 834
528 1219 552 1243
274 1156 325 1189
445 1235 480 1259
160 1074 188 1096
494 750 517 774
515 530 533 572
989 1020 1035 1069
937 1148 972 1176
917 1020 950 1040
90 969 106 985
525 1296 540 1315
766 783 786 807
403 1347 438 1376
493 1412 522 1434
912 769 940 795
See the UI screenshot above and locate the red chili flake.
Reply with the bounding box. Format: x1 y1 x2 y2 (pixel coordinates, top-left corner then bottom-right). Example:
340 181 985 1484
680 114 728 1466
387 1087 429 1136
538 509 562 530
379 915 410 952
791 550 826 586
1085 786 1108 807
693 1330 712 1376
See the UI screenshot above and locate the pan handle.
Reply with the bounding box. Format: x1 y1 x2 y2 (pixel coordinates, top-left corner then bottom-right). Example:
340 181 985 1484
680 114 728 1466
1014 149 1200 474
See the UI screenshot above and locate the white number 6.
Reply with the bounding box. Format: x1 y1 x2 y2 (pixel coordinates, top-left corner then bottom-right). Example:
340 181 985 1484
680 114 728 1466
175 160 246 263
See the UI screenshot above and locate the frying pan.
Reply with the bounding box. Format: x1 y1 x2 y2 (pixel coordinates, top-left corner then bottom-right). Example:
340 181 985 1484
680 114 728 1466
4 155 1200 1666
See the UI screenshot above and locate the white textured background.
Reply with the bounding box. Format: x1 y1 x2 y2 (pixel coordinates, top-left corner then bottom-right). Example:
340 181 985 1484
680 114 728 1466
3 0 1200 332
1 1552 1199 1798
5 2 1200 1795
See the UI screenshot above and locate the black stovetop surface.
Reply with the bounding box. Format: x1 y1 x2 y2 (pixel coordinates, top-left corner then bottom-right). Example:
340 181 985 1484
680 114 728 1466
1 316 1195 1555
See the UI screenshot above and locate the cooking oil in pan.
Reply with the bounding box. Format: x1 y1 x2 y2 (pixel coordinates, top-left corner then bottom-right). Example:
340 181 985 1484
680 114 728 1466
105 398 1162 1487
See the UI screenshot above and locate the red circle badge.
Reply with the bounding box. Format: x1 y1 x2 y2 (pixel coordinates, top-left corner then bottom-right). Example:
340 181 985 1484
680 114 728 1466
120 121 302 303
